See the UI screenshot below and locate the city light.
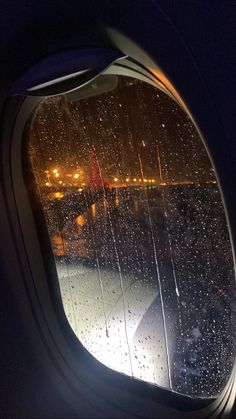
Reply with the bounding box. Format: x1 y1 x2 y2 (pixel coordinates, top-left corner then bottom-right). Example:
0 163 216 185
75 215 86 226
52 192 64 199
40 168 213 190
41 172 208 189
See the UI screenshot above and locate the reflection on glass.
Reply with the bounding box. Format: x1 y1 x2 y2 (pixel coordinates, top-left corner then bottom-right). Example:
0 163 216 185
27 77 236 397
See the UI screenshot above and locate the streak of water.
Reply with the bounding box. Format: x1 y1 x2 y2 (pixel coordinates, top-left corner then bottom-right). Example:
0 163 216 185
83 189 109 338
63 105 110 338
156 145 180 297
94 147 134 377
156 143 187 386
138 153 172 389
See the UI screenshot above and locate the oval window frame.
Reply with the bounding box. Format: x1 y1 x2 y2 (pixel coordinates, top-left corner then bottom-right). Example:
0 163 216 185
1 21 236 419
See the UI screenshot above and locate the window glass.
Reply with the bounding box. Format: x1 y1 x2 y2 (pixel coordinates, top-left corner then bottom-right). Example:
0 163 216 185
26 76 236 397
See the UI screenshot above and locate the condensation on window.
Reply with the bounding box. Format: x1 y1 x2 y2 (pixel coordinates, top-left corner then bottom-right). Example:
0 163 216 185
26 76 236 397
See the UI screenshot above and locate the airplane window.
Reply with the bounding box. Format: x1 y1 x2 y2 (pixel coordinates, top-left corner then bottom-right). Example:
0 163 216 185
26 76 236 398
